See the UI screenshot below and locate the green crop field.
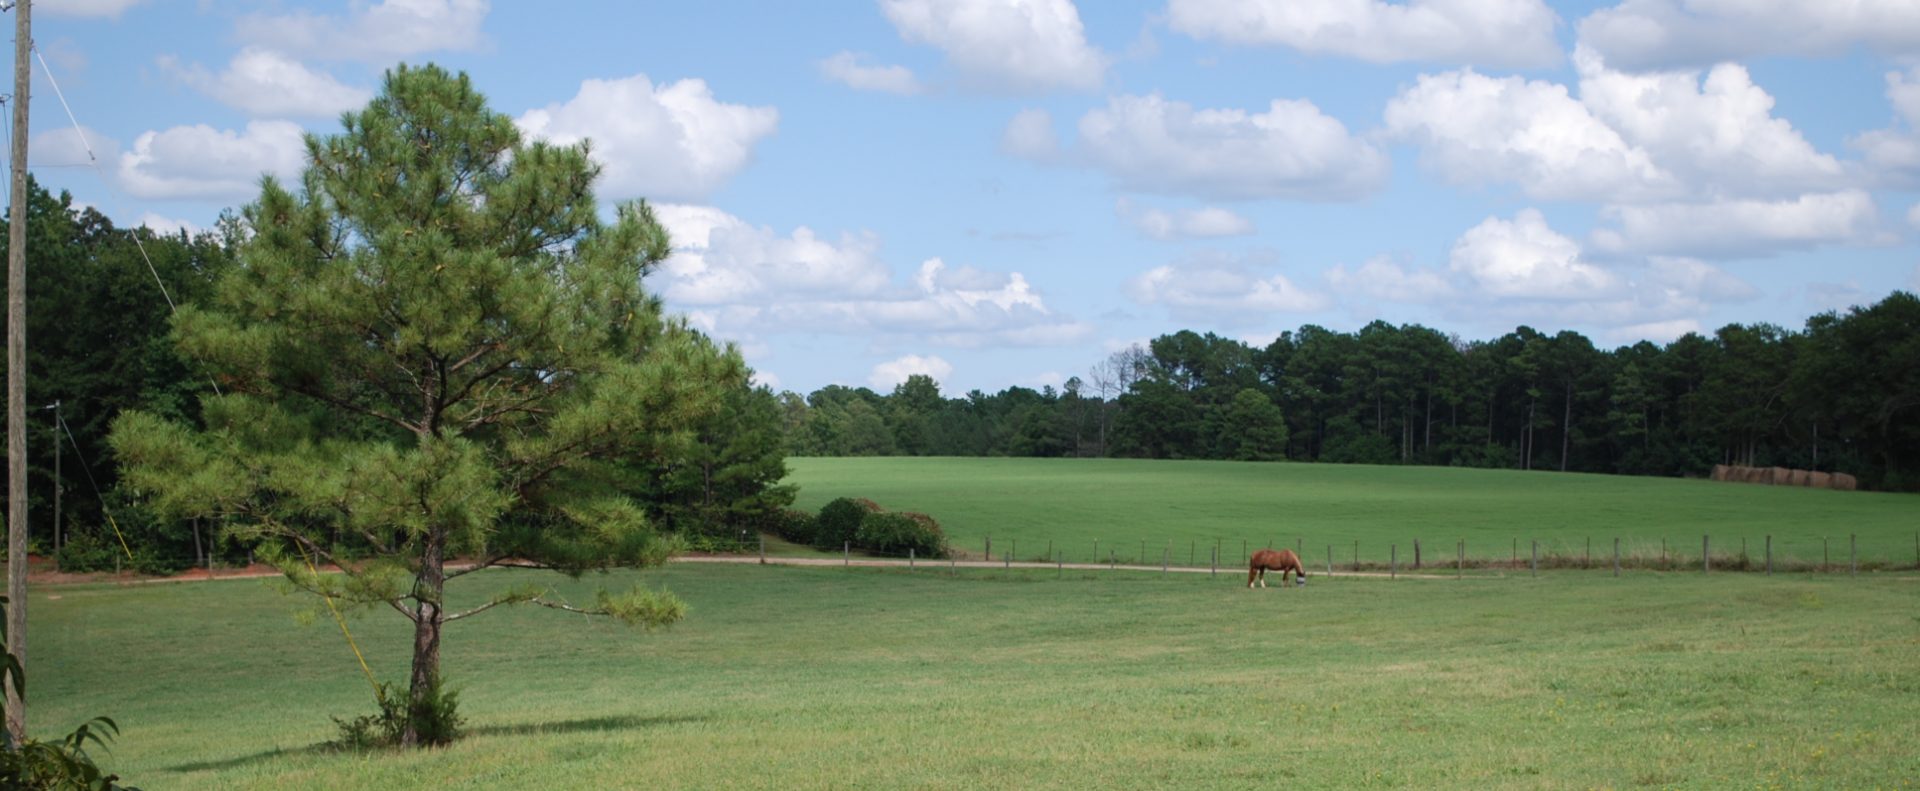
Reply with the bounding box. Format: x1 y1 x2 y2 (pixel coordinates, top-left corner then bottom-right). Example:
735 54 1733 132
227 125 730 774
33 564 1920 789
787 458 1920 569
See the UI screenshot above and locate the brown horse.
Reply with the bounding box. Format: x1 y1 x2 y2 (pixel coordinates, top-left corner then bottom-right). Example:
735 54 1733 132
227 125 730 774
1248 548 1307 589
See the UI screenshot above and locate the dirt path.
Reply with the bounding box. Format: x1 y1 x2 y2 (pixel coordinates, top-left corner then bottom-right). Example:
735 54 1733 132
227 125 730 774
29 553 1455 587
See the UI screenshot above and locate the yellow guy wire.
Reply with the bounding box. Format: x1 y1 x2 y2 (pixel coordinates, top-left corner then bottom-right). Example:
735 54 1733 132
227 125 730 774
54 411 133 561
293 541 384 703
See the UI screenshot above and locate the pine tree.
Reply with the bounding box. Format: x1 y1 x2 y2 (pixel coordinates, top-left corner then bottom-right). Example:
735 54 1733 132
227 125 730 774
108 64 742 746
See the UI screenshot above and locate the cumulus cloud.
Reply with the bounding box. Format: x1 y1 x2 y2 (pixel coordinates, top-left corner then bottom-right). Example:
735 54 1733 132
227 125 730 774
819 51 922 95
654 204 890 304
31 125 115 168
41 0 146 18
1577 0 1920 72
1000 108 1059 160
1387 51 1846 205
138 213 201 236
1326 256 1455 303
1127 254 1330 325
1116 198 1253 240
881 0 1106 92
235 0 489 62
517 74 778 202
159 48 370 118
1449 209 1622 299
1073 94 1387 201
1572 48 1843 199
654 206 1090 349
117 121 307 201
1384 69 1675 202
1851 67 1920 184
1592 192 1881 258
870 354 955 390
1166 0 1561 68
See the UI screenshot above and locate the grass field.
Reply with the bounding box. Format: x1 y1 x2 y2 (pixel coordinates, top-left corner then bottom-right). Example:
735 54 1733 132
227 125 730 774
786 458 1920 568
34 564 1920 789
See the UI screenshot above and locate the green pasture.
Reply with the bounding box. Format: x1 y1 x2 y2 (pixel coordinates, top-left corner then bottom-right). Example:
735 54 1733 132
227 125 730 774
33 564 1920 789
787 458 1920 568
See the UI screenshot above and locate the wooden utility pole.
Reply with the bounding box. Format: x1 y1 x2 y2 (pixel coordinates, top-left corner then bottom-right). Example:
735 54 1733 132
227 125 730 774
6 0 32 746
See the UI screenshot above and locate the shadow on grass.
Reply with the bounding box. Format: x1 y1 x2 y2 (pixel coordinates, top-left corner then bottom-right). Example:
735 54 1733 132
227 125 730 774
167 713 707 773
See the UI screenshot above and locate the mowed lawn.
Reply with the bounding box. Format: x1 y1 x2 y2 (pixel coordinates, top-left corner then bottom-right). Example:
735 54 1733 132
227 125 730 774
33 564 1920 789
787 458 1920 568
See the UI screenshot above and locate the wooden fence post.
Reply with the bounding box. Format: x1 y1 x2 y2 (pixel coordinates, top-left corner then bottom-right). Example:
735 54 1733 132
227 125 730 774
1530 540 1537 577
1390 544 1397 580
1703 535 1710 574
1162 546 1169 575
1414 538 1422 570
1850 534 1857 577
1765 535 1772 575
985 536 991 562
759 534 765 565
910 548 915 569
844 541 849 566
1456 539 1463 579
1613 537 1620 578
1512 538 1518 566
1326 545 1333 577
1211 545 1217 578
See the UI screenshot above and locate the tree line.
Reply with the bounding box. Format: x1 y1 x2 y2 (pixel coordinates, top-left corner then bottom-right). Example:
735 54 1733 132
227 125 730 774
780 298 1920 491
1 178 791 573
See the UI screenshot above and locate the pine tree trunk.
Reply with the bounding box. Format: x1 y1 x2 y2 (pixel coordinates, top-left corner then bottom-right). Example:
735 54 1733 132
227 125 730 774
1561 379 1572 472
403 527 447 748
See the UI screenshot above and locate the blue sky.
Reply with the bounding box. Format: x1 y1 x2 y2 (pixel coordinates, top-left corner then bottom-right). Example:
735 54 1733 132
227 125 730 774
18 0 1920 395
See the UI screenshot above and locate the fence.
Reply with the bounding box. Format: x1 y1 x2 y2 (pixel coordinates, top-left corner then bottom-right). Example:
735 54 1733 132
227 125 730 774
36 530 1920 582
721 531 1919 580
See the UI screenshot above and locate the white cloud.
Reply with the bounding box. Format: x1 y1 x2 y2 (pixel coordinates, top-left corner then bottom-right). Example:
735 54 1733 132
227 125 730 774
1908 204 1920 230
1326 256 1455 303
1449 209 1621 299
137 213 201 236
1127 255 1330 325
1851 68 1920 184
654 206 1090 349
159 48 371 119
41 0 145 18
1384 69 1674 202
1075 94 1387 201
1387 53 1845 204
1592 191 1881 258
1166 0 1561 68
819 51 922 95
30 125 115 168
1577 0 1920 72
881 0 1106 92
1116 198 1253 240
870 354 954 390
654 204 889 304
1572 48 1842 199
235 0 489 62
517 74 778 202
117 121 307 201
1000 108 1058 160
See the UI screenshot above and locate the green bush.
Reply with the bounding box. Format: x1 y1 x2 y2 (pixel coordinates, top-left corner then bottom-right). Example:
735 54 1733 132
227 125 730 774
769 508 817 546
331 677 464 750
855 512 948 558
814 498 870 549
54 532 122 573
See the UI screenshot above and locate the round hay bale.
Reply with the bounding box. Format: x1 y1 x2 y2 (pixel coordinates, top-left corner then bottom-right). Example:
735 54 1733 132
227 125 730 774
1831 472 1859 491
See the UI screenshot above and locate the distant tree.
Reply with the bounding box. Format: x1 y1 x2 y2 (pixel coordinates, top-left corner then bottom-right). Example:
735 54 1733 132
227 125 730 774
647 383 796 539
1211 388 1289 461
109 65 741 746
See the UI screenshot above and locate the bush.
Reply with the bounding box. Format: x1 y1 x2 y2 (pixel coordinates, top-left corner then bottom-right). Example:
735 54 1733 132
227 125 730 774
769 508 817 546
856 511 948 558
54 532 122 573
815 498 870 549
332 677 464 750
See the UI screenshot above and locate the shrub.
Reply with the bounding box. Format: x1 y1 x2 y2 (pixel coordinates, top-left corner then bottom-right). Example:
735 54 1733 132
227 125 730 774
815 498 870 549
331 677 464 750
856 511 948 558
54 532 121 573
769 508 817 546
